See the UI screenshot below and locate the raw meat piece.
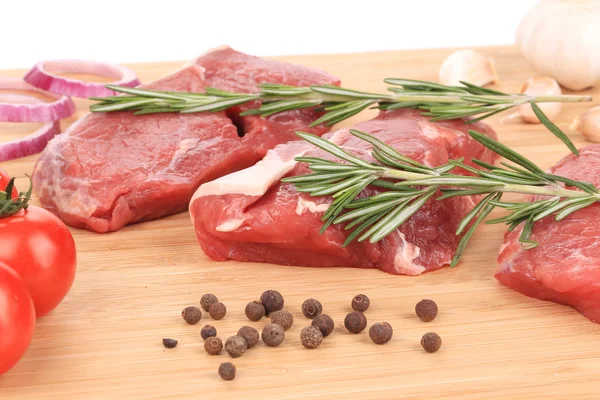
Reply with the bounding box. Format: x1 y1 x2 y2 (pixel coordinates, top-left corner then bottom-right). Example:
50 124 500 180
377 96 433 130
33 47 340 232
496 145 600 322
190 109 499 275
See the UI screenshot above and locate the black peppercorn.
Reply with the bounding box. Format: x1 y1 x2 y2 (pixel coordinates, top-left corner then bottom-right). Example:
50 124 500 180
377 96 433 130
270 309 294 331
225 335 247 358
421 332 442 353
237 326 260 349
204 337 223 355
182 306 202 325
201 325 217 340
261 323 285 347
369 322 393 344
415 299 438 322
209 302 227 320
245 300 266 321
301 299 323 319
218 362 236 381
300 326 323 349
200 293 218 312
311 314 335 337
351 294 370 312
260 290 284 316
162 338 178 349
344 311 367 333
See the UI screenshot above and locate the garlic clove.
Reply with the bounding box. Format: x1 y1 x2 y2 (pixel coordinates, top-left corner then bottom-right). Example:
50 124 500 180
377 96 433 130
571 106 600 143
517 76 563 123
439 49 499 87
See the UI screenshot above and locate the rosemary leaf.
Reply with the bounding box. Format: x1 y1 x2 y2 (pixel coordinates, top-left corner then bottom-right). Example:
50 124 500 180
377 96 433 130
294 132 376 169
555 197 598 220
334 197 409 224
532 196 593 221
345 190 424 208
543 173 599 195
518 215 538 249
311 173 373 197
456 193 497 235
365 188 438 243
468 130 545 174
471 159 497 170
343 211 388 247
183 96 258 113
530 102 579 155
451 193 500 267
350 129 432 169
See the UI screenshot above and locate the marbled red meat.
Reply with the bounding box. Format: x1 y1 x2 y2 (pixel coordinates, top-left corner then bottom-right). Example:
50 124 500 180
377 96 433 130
496 145 600 322
190 109 499 275
32 47 339 232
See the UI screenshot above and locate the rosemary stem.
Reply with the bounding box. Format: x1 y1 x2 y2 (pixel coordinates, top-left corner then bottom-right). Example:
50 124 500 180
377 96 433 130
498 183 597 199
382 168 600 200
532 95 593 103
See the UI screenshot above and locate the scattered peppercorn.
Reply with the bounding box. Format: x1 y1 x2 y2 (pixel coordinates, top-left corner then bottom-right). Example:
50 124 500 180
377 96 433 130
162 338 178 349
260 290 284 316
415 299 438 322
270 309 294 331
237 326 260 349
204 337 223 355
209 302 227 320
225 335 248 358
181 306 202 325
301 299 323 319
218 362 236 381
245 300 266 321
201 325 217 340
300 326 323 349
351 294 370 312
262 323 285 347
200 293 219 312
369 322 393 345
421 332 442 353
311 314 335 337
344 311 367 333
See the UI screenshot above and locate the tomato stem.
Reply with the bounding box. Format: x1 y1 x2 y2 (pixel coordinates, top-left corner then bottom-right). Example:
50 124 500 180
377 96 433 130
0 175 32 218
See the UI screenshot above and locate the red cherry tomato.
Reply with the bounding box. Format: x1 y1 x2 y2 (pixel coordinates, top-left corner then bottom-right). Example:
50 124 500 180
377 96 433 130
0 168 18 198
0 262 36 375
0 206 77 317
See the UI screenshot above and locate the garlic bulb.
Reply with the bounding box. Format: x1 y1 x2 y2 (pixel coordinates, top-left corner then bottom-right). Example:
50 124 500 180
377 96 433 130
439 50 499 87
516 0 600 90
517 77 563 123
571 106 600 142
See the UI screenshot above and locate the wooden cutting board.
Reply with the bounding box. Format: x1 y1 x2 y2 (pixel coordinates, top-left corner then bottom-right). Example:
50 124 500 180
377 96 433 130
1 46 599 400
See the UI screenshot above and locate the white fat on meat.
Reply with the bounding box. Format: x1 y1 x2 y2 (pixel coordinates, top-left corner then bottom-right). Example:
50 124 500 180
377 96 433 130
295 197 329 215
192 142 309 200
393 233 426 275
216 218 247 232
418 121 442 139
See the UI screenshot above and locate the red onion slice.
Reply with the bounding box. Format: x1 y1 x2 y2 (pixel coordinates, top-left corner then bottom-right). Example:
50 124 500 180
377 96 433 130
0 120 59 161
0 78 75 122
24 59 140 98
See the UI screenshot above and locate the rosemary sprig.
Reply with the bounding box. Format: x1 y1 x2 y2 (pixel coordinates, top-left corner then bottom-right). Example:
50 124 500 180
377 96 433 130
90 79 592 155
281 129 600 266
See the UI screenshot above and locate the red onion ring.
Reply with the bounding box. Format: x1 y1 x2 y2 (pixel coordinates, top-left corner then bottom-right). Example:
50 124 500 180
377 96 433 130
0 78 75 122
24 59 140 98
0 120 60 161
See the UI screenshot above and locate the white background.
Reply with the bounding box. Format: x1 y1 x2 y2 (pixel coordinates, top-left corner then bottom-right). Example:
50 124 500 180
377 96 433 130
1 0 537 69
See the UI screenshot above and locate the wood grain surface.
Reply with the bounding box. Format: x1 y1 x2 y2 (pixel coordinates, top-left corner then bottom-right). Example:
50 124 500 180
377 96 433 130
1 46 599 400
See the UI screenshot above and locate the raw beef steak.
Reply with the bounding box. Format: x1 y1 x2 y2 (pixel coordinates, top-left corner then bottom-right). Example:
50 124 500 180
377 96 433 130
497 145 600 322
190 109 499 275
33 47 340 232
